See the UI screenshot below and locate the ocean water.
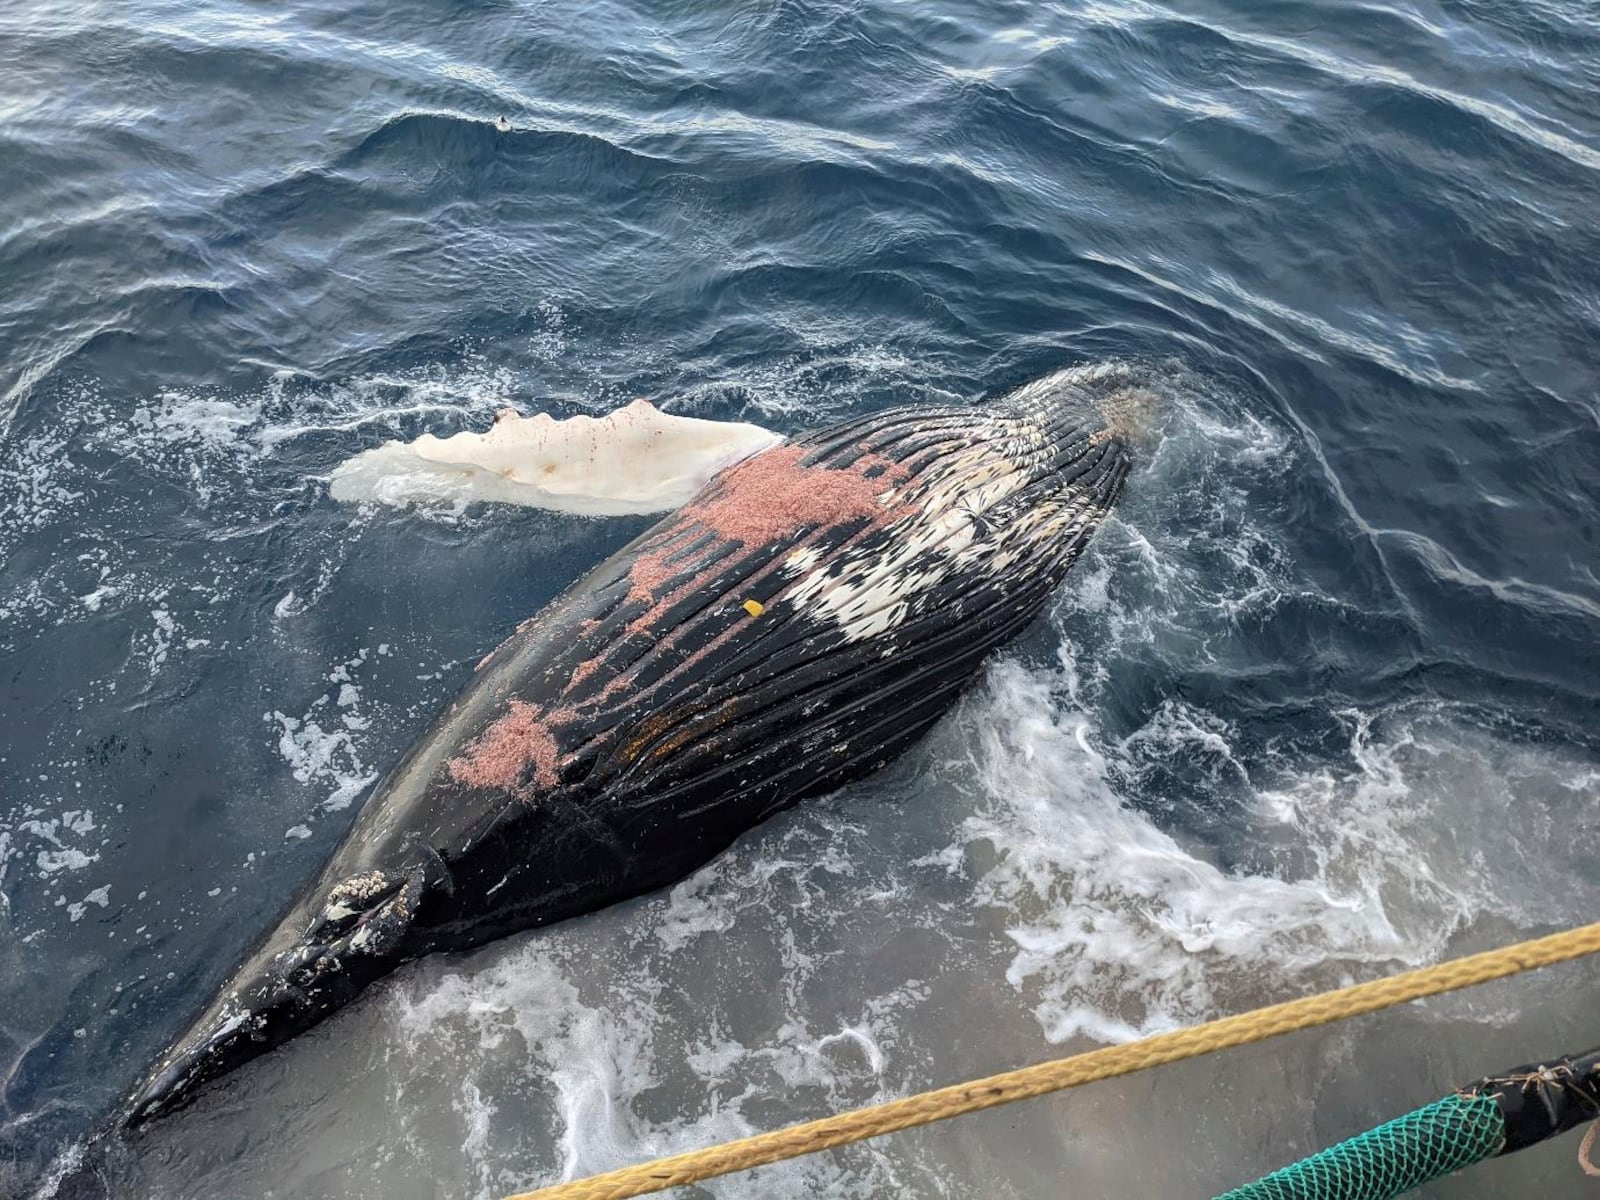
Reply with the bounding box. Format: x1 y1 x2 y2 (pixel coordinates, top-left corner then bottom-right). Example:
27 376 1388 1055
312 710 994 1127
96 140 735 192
2 0 1598 1197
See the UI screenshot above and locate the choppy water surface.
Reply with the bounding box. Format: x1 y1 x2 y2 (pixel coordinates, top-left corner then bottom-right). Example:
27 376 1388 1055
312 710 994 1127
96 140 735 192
3 1 1598 1196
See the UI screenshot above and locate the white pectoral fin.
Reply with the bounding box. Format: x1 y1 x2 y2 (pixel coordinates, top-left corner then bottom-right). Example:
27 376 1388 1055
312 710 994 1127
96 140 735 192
328 398 785 516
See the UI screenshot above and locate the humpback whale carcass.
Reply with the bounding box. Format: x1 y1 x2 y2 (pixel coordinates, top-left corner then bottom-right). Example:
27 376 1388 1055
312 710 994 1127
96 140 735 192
125 365 1141 1124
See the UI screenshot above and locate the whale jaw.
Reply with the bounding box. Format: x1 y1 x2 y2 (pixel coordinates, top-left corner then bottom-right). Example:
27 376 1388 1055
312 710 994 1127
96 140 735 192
123 865 427 1127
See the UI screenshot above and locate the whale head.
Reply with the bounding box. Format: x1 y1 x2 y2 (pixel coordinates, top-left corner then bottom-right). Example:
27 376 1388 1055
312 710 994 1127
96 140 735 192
123 863 429 1127
1001 361 1159 445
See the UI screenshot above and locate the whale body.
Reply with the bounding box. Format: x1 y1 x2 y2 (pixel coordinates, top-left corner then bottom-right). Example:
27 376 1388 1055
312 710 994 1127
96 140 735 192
125 365 1138 1124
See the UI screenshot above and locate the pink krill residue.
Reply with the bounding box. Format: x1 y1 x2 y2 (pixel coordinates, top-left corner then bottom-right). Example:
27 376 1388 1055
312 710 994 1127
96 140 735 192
626 447 910 607
447 699 559 794
565 618 610 689
677 445 906 548
596 446 914 704
627 546 681 605
569 651 607 689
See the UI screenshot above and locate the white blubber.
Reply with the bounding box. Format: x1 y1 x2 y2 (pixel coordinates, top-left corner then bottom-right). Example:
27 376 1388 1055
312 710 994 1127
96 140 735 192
328 398 784 516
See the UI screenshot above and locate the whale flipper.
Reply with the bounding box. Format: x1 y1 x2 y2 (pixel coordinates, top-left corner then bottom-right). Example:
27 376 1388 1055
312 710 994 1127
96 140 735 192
328 397 784 515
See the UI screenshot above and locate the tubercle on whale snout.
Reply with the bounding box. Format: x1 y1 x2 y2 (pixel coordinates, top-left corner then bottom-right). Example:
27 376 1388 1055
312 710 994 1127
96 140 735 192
126 366 1142 1126
122 865 431 1127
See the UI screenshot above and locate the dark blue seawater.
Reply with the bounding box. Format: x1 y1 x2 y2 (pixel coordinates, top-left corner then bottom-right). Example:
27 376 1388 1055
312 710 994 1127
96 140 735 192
2 1 1598 1196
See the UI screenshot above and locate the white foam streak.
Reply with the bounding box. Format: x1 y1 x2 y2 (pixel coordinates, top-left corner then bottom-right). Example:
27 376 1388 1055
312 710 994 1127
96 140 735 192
957 664 1417 1042
932 367 1600 1046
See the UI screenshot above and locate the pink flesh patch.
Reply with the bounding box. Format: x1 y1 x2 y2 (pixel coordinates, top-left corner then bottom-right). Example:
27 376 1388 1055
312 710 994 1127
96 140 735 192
591 449 914 707
626 545 681 605
677 445 900 546
623 447 908 619
569 651 606 689
447 699 559 793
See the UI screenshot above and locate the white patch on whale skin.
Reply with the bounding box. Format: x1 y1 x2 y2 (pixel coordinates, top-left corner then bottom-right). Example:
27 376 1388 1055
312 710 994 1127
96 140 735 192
328 398 784 516
784 398 1112 644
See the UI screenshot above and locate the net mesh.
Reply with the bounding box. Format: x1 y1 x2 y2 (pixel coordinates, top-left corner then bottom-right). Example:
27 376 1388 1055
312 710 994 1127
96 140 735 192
1215 1092 1505 1200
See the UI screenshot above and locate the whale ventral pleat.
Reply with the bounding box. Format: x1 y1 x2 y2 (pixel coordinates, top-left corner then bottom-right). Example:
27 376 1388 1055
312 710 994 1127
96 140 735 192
626 547 681 604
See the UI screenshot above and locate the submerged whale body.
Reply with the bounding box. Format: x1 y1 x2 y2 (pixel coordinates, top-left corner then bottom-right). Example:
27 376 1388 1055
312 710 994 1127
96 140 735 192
125 365 1139 1124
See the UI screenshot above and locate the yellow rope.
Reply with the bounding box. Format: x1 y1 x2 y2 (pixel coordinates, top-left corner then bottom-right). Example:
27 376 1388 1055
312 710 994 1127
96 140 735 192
504 920 1600 1200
